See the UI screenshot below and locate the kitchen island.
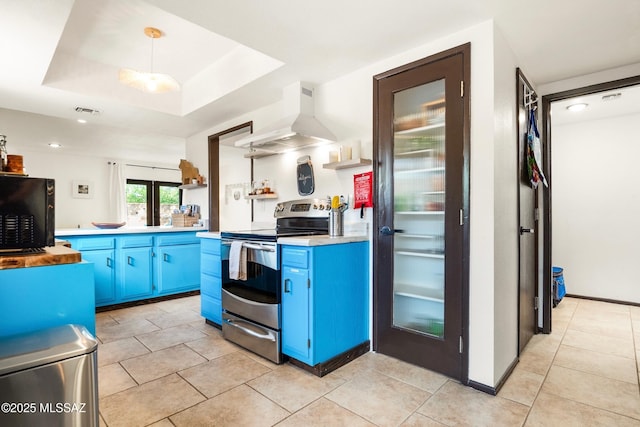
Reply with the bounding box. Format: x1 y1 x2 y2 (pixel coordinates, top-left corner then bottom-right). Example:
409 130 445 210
58 226 205 308
0 245 95 338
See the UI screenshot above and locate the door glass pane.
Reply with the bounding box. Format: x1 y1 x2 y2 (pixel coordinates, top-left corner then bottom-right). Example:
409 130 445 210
126 183 148 226
392 79 445 338
158 185 180 226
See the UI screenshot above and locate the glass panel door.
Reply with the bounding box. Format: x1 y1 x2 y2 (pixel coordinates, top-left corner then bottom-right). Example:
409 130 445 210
392 79 446 337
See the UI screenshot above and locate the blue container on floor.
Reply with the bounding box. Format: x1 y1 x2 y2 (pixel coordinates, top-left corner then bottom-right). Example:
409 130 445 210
552 266 566 307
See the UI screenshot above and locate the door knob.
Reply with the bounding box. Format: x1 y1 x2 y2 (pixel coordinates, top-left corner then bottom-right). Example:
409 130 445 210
520 227 534 235
380 226 394 235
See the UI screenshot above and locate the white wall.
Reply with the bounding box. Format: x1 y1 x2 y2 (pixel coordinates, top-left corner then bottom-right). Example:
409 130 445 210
552 113 640 303
16 148 180 229
186 20 508 388
492 26 520 385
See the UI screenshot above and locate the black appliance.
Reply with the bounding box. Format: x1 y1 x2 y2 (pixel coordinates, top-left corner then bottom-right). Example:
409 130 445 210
220 198 330 363
0 176 55 252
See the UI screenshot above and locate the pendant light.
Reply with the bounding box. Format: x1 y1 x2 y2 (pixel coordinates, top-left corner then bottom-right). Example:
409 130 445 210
118 27 180 93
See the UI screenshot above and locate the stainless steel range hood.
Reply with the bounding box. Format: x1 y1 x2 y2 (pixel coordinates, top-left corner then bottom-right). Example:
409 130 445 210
235 82 336 156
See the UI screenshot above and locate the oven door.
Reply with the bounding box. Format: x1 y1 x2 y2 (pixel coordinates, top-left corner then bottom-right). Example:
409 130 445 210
221 240 280 330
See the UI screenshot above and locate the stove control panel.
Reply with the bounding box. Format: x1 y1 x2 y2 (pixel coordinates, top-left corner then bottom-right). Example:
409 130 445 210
274 198 331 218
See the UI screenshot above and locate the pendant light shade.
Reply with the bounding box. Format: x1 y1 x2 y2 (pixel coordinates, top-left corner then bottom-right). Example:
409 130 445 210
119 27 180 93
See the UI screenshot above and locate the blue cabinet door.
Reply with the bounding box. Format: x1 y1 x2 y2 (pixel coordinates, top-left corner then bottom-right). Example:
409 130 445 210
281 265 310 363
157 243 201 295
81 249 116 305
119 247 154 300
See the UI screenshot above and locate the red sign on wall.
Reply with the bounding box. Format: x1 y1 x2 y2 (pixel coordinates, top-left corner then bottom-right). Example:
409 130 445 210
353 171 373 208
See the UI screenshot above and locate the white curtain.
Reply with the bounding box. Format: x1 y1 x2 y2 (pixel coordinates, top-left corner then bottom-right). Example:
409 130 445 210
108 162 127 223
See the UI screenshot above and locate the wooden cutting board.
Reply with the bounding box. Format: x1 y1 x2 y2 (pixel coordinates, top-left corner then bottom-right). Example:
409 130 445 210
0 245 82 270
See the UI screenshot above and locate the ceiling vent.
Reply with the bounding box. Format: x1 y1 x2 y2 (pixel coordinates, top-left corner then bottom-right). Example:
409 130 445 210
601 93 621 101
75 107 101 115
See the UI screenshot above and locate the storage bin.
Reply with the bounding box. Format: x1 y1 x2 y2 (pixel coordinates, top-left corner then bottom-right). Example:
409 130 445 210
171 213 200 227
552 266 566 307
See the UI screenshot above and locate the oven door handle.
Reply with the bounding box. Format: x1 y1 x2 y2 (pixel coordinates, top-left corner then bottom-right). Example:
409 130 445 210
221 241 276 252
242 242 276 252
224 318 276 342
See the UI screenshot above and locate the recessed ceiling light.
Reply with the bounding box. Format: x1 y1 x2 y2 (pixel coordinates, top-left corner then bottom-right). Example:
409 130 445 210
566 103 588 112
48 143 62 148
77 119 87 124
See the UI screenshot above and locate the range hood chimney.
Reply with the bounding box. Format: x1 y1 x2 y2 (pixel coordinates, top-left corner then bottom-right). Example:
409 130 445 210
235 82 336 156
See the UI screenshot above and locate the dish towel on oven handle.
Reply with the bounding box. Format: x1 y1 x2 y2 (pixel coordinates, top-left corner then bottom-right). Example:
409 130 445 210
527 108 548 189
229 241 247 281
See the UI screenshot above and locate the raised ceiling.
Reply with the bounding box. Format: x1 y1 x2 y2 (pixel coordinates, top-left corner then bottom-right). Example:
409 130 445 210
1 0 639 156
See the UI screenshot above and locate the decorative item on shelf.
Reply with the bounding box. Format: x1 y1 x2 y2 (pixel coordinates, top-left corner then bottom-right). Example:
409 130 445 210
246 179 277 199
118 27 180 93
178 159 201 185
6 155 24 174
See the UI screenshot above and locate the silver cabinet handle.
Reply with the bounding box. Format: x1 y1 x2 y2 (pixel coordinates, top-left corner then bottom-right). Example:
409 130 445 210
127 256 133 266
106 257 113 268
225 318 276 342
163 253 169 262
284 278 291 293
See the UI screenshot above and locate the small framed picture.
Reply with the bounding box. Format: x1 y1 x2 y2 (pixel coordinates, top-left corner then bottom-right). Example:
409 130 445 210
72 180 93 199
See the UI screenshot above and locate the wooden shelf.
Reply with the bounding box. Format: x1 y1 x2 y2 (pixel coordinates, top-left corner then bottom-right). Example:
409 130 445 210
245 193 278 200
322 158 372 170
178 183 207 190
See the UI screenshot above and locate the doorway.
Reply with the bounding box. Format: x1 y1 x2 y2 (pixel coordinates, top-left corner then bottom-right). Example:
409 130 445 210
542 75 640 311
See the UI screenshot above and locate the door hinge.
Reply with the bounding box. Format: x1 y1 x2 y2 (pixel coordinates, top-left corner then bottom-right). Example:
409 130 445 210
534 208 539 221
307 278 311 289
307 339 311 348
459 208 464 226
459 336 464 354
460 81 464 97
534 296 539 310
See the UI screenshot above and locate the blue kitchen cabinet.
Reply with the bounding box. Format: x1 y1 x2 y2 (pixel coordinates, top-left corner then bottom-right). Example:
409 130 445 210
200 237 223 325
65 237 116 306
0 261 96 338
62 231 200 307
281 241 369 369
156 233 201 296
118 235 154 301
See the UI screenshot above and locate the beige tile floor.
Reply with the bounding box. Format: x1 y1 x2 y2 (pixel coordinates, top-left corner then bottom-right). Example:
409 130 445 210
95 296 640 426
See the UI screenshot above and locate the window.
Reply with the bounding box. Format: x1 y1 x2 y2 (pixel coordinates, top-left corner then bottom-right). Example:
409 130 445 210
126 180 181 226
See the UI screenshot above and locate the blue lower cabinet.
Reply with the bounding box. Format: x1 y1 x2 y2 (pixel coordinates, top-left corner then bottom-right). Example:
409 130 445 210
119 247 154 300
61 232 201 307
0 262 96 337
281 242 369 367
156 243 201 295
200 238 223 325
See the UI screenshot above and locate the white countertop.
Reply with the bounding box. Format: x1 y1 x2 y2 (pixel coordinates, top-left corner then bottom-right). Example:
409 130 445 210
276 234 368 246
56 226 207 237
196 231 368 246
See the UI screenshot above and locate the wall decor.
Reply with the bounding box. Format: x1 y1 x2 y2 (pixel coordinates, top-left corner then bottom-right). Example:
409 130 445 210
296 155 314 195
72 180 93 199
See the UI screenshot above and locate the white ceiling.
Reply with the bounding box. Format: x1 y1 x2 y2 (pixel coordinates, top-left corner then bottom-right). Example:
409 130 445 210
1 0 639 157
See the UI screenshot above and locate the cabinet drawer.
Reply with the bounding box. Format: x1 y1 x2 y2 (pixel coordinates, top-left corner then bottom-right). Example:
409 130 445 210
201 274 221 299
282 247 309 268
118 235 153 248
155 233 199 246
72 237 115 251
201 253 221 277
201 238 221 255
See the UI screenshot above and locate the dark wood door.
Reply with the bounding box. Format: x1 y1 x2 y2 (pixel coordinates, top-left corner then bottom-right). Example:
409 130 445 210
373 44 470 380
517 69 538 354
